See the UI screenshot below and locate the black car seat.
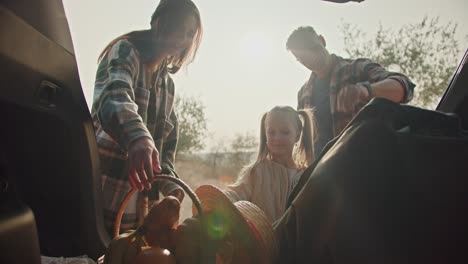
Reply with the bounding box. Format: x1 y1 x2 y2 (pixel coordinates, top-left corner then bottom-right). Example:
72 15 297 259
278 98 468 263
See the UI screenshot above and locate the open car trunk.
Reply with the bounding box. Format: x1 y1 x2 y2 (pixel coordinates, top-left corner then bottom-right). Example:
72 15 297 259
0 0 467 262
0 0 109 260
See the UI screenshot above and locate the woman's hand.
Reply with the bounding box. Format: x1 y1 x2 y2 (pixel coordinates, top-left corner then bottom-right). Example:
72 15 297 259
128 137 162 191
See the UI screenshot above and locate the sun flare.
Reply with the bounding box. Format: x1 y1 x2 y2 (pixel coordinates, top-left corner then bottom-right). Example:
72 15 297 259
239 31 274 60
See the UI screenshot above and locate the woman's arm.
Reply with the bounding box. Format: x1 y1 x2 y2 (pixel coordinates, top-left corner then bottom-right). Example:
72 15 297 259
93 40 160 190
93 40 152 149
159 110 185 201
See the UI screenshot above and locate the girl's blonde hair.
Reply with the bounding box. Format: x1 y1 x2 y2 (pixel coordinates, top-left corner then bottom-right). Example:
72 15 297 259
256 106 315 169
233 106 316 187
98 0 203 74
231 106 316 190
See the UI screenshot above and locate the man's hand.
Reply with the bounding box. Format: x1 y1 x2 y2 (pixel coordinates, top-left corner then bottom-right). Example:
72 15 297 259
128 137 162 191
336 84 371 113
168 189 185 203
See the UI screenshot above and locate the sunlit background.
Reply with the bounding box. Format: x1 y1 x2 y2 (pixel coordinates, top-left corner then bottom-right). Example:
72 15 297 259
63 0 468 151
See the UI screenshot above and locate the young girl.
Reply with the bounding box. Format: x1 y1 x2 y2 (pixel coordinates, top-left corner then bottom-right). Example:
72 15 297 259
91 0 203 232
224 106 315 223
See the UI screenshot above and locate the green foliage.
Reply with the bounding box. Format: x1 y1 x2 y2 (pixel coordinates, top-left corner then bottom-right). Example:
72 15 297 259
340 16 461 108
175 95 207 155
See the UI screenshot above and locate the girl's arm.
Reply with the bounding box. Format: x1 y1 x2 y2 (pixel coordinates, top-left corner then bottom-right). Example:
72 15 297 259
224 166 255 202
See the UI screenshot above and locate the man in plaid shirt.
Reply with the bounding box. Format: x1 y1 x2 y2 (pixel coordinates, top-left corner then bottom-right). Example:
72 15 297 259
286 26 415 156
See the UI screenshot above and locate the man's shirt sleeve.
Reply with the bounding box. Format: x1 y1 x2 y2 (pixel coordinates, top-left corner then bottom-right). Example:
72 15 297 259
354 58 416 103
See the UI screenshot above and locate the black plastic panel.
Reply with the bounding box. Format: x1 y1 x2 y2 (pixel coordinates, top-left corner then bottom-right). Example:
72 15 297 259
0 2 109 260
0 0 74 54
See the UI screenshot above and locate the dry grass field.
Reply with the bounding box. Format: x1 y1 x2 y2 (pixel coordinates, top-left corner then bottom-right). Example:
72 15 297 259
174 153 251 220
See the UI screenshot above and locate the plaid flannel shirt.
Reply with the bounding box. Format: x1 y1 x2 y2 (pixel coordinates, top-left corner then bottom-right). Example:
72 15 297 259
91 39 181 230
298 54 415 136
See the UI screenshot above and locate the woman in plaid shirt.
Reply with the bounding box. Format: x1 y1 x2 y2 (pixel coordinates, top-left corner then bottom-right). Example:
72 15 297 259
91 0 203 233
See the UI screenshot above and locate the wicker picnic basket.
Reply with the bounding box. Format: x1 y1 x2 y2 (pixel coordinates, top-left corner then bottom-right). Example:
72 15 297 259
99 174 212 264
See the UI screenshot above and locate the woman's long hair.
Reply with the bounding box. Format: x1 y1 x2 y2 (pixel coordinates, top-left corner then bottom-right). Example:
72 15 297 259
98 0 203 74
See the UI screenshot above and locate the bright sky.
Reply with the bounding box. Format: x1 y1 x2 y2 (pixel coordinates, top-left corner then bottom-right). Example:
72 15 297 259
63 0 467 150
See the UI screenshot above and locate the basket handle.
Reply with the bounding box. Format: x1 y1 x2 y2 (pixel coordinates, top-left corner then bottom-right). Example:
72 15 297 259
113 174 203 238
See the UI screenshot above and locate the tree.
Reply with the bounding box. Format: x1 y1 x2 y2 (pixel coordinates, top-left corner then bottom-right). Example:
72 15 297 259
340 16 461 108
207 136 228 176
175 95 207 156
229 131 258 169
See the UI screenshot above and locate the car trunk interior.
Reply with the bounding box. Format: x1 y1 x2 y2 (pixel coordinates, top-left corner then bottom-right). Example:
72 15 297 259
0 0 109 260
0 0 467 262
